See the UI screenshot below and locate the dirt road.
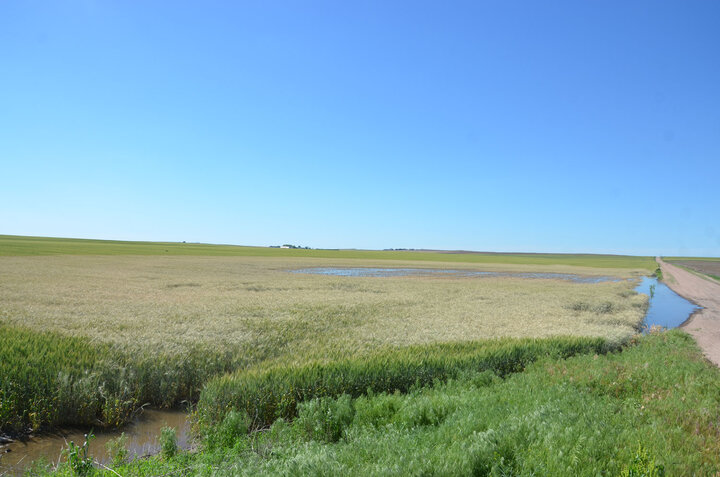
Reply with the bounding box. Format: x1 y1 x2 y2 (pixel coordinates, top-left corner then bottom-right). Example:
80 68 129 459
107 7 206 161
657 257 720 366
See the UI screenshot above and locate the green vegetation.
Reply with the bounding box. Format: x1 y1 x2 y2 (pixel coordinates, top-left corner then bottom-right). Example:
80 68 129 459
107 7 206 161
0 234 657 270
42 331 720 475
160 427 178 460
196 336 614 432
105 433 129 467
61 433 94 476
0 324 241 434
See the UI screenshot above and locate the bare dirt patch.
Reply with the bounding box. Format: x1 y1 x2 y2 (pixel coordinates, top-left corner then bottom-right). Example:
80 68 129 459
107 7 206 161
667 260 720 280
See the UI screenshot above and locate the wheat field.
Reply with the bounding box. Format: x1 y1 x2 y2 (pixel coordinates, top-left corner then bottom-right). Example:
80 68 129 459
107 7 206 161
0 255 648 363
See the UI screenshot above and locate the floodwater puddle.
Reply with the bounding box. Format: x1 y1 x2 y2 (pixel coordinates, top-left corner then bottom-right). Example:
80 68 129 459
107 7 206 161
0 409 190 476
635 276 701 330
291 267 619 283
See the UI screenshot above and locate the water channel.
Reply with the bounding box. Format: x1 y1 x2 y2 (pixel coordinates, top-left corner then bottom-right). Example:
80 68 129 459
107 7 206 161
634 276 701 330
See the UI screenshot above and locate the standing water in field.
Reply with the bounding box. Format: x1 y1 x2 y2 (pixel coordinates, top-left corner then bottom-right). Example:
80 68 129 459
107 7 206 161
294 268 700 330
291 267 619 283
635 276 701 330
0 410 190 476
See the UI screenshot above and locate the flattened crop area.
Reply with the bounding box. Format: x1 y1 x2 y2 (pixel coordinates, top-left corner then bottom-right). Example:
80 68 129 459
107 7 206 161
0 256 648 359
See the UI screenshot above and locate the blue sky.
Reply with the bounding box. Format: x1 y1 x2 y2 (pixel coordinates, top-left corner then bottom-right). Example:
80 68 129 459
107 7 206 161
1 1 719 256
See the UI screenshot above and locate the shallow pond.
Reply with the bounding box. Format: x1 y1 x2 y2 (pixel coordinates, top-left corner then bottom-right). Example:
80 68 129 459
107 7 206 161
0 409 190 476
291 267 619 283
635 276 701 330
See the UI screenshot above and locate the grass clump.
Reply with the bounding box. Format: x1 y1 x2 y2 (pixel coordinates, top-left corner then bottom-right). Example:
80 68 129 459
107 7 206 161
621 445 665 476
61 433 94 476
105 432 129 467
160 426 178 459
206 410 252 450
296 394 355 443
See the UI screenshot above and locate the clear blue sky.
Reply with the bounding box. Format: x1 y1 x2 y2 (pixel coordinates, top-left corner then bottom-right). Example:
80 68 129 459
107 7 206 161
2 1 719 256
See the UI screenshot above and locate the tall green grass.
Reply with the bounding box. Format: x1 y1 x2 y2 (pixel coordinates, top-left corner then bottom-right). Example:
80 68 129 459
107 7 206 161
196 336 617 432
0 325 243 435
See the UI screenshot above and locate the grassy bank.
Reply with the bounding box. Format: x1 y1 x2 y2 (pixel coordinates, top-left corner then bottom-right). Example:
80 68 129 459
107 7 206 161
196 336 615 432
0 235 657 270
42 330 720 476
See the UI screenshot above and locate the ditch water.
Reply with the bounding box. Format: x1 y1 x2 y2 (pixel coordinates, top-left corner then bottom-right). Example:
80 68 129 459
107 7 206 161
635 276 701 330
291 267 620 283
0 409 190 476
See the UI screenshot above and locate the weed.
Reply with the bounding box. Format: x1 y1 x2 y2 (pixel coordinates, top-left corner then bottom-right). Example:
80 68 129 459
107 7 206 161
62 433 94 476
105 432 128 467
160 426 178 459
620 445 665 476
569 301 591 312
296 394 355 443
206 410 251 449
592 301 616 314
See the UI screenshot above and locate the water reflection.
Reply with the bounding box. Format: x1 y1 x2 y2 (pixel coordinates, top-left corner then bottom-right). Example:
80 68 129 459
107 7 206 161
635 276 700 330
291 267 618 283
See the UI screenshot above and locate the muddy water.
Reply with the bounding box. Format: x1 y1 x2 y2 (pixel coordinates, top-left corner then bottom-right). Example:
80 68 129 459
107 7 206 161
291 267 619 283
0 409 190 476
635 276 701 330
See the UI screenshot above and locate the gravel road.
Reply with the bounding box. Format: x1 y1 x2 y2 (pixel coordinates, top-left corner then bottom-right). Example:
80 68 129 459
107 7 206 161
658 257 720 366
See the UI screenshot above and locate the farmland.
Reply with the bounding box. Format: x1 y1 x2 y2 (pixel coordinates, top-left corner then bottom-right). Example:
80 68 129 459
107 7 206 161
0 237 649 433
0 235 658 270
665 258 720 281
3 236 720 474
